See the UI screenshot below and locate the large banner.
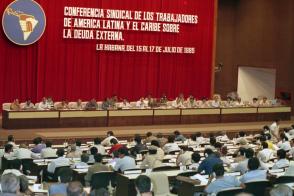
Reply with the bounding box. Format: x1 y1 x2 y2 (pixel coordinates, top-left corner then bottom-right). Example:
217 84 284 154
0 0 215 104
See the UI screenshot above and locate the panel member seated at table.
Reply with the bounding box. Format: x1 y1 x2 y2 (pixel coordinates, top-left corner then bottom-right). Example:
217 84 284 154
205 164 244 195
172 93 185 108
10 99 21 111
47 148 70 174
233 97 245 107
84 154 110 186
136 97 148 109
186 95 196 108
210 95 221 108
101 131 117 147
38 97 49 110
159 93 168 105
41 141 57 158
71 99 84 110
259 97 272 107
22 99 35 110
46 96 54 109
55 100 70 110
118 99 131 109
49 167 73 196
102 98 111 110
113 147 136 172
249 97 259 107
85 99 98 110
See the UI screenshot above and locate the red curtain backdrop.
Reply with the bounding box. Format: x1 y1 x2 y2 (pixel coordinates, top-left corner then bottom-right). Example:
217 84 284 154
0 0 215 105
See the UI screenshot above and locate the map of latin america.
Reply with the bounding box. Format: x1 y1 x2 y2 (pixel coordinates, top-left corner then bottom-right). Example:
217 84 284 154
6 7 38 40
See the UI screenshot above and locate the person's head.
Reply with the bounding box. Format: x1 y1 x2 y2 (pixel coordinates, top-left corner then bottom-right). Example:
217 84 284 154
214 142 222 149
67 181 85 196
90 147 98 155
196 132 202 137
239 131 246 137
81 153 89 163
174 130 180 136
263 125 270 131
118 147 129 158
58 167 73 183
213 164 225 177
46 140 52 148
167 135 175 143
270 184 293 196
75 140 81 147
261 141 268 149
107 131 114 137
57 148 65 157
220 146 227 156
245 148 254 159
0 173 20 194
110 138 118 145
4 144 13 153
157 132 163 138
191 152 201 163
209 137 216 146
151 140 160 148
135 175 152 194
94 153 103 163
277 149 286 160
7 135 14 142
134 135 142 144
248 157 260 171
148 146 157 155
94 137 102 145
33 137 42 145
239 147 247 156
146 132 153 137
204 148 213 157
191 134 197 141
181 145 188 152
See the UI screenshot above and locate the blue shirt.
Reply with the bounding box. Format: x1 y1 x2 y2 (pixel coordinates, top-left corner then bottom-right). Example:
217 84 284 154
48 183 67 195
239 169 267 183
206 176 241 194
198 154 223 174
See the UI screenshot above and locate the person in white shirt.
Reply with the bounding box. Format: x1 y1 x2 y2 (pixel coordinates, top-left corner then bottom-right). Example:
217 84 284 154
92 137 106 155
15 144 39 159
101 131 117 147
3 143 16 160
7 135 17 149
277 133 291 151
41 141 57 158
118 99 131 109
113 147 136 172
257 142 274 163
47 148 70 174
249 97 259 107
66 144 82 159
239 157 267 183
233 97 244 107
163 135 180 154
272 149 290 169
210 96 220 108
195 132 206 144
188 152 201 170
259 97 271 107
289 138 294 158
22 99 35 110
185 95 196 108
176 146 193 166
46 96 54 109
71 153 89 169
270 119 280 141
136 97 148 109
38 97 49 110
172 93 185 108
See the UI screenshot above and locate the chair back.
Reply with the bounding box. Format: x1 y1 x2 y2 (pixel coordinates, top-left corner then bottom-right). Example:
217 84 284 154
149 173 170 195
52 166 71 182
90 171 115 190
216 187 244 196
275 176 294 184
244 180 271 196
152 165 178 172
21 159 33 175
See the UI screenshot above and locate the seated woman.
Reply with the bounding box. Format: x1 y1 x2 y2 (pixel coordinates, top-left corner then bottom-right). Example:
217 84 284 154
140 146 163 169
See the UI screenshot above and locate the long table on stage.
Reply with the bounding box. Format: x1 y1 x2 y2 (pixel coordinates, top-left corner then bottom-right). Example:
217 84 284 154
2 106 291 129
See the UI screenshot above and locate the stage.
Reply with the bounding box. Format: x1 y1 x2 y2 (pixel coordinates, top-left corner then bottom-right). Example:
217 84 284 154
0 117 293 145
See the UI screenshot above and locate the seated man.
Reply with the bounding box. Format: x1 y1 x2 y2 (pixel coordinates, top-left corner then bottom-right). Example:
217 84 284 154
257 142 274 163
66 144 82 159
101 131 117 147
67 181 85 196
49 167 73 195
144 132 158 144
131 135 148 156
272 149 289 169
15 144 39 159
239 157 267 183
176 146 193 166
140 146 163 169
38 97 49 110
118 99 131 109
55 100 70 110
135 175 153 196
84 154 110 185
198 149 223 175
188 152 201 170
22 99 35 110
47 148 70 174
163 135 180 154
85 99 98 110
92 137 106 155
108 138 124 155
174 130 186 142
113 147 136 172
205 164 243 195
71 153 89 169
41 141 57 158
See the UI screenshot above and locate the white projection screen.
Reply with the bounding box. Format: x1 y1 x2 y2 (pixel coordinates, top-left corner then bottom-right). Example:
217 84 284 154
237 66 276 102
